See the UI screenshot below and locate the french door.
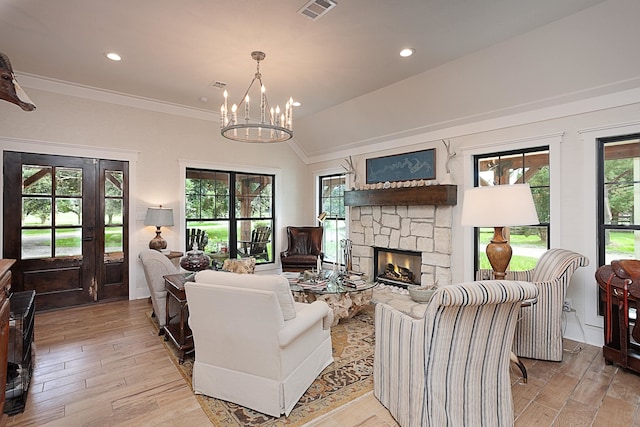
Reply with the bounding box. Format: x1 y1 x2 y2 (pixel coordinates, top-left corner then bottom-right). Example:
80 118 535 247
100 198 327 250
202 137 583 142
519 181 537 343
3 152 129 311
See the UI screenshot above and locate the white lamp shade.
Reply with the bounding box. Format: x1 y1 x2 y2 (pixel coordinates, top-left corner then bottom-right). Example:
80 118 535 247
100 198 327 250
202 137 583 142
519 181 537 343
461 184 539 227
144 207 174 227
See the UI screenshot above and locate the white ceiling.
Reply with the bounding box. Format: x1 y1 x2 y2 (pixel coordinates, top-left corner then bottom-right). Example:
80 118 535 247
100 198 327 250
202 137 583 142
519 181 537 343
1 1 604 129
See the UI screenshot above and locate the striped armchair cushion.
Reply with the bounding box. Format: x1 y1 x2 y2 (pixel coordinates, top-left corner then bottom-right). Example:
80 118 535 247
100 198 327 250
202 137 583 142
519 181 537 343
515 249 589 361
374 280 538 427
476 248 589 361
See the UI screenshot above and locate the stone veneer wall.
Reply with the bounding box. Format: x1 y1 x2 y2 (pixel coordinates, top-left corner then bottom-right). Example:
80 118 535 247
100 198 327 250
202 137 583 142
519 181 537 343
349 205 453 286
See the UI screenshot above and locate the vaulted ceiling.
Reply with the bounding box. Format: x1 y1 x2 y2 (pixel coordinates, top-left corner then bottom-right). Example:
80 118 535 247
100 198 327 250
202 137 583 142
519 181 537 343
1 0 606 155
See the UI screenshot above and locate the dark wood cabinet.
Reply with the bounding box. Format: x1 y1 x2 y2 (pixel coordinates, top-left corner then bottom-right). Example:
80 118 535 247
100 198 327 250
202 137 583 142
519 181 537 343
0 260 15 426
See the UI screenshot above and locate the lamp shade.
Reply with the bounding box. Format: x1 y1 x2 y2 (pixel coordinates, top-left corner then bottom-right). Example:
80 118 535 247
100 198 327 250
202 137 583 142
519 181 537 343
144 207 174 227
461 184 539 227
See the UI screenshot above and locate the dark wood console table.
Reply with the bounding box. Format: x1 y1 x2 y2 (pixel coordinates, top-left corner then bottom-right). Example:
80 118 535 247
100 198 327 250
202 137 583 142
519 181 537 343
163 273 194 364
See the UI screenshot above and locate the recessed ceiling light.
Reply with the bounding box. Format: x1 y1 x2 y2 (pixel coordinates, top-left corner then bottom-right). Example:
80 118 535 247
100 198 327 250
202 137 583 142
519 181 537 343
399 48 415 58
105 52 122 61
292 101 301 107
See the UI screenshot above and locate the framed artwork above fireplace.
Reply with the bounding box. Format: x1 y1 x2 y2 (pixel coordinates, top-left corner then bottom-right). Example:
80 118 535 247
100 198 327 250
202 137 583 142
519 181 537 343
366 148 435 184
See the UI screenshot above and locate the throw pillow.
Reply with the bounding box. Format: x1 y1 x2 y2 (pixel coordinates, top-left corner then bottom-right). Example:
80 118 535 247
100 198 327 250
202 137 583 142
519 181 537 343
222 257 256 274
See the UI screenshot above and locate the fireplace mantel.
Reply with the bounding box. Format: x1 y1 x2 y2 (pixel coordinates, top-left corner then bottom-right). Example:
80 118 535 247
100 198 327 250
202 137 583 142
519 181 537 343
344 184 457 207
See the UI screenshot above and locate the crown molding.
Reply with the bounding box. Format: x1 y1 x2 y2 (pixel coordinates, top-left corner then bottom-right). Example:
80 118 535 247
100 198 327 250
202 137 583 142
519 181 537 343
304 84 640 164
17 73 217 121
15 73 640 166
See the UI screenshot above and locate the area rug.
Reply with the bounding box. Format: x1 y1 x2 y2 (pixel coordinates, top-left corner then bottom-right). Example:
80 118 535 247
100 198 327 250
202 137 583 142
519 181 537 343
150 305 375 426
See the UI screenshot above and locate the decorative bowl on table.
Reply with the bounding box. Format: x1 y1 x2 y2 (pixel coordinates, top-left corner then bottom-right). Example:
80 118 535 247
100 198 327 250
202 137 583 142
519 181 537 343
407 284 436 303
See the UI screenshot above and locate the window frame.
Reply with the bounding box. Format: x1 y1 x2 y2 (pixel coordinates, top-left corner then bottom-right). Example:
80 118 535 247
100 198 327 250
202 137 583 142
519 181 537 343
596 133 640 266
185 167 275 264
318 173 347 265
471 146 551 272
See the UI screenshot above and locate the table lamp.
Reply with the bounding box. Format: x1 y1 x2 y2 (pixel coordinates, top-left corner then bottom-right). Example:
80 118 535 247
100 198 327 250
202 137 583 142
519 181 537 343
461 184 539 280
144 206 174 250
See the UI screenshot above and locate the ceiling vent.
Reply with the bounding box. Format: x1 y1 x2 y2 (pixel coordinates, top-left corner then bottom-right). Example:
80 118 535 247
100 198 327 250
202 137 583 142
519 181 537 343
210 80 227 89
298 0 337 21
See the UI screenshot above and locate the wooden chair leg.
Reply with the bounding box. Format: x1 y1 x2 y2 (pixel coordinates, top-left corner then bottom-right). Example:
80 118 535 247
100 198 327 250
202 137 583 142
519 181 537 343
511 351 527 383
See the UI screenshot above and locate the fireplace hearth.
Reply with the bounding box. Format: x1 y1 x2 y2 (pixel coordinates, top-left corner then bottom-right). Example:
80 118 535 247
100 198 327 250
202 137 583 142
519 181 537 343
374 247 421 288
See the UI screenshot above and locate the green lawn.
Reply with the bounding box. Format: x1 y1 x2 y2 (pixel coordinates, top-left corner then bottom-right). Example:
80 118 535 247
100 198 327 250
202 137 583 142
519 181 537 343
605 230 636 253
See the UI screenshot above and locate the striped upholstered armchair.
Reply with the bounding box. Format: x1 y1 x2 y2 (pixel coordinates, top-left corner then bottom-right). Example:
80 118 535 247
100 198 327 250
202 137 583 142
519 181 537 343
374 280 538 427
476 248 589 361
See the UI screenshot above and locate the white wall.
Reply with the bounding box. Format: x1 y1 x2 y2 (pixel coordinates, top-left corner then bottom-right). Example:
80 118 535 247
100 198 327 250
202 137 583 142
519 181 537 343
296 0 640 159
0 88 314 300
310 91 640 348
3 0 640 348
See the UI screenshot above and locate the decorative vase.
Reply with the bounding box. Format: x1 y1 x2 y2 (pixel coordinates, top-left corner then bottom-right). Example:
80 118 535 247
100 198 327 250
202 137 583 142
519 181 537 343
180 246 211 272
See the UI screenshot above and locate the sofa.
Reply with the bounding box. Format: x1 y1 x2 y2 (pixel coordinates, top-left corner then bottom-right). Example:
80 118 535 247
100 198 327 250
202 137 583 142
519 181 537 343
185 270 334 417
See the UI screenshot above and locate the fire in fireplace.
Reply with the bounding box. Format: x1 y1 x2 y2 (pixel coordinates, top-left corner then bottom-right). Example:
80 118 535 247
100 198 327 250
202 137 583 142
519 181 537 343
373 247 421 287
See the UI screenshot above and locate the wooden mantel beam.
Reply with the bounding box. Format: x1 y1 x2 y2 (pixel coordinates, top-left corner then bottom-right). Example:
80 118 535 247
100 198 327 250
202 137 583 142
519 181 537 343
344 185 457 207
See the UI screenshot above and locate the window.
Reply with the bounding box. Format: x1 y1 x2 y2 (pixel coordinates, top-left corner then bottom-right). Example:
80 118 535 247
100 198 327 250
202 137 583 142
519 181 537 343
319 174 346 264
473 147 550 271
185 168 274 264
598 134 640 265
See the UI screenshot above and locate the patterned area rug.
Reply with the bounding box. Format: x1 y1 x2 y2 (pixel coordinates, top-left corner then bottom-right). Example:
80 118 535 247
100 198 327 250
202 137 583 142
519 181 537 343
151 305 375 426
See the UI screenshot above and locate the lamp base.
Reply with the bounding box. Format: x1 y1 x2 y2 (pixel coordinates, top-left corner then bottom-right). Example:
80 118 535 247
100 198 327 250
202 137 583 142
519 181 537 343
486 226 512 280
149 227 167 250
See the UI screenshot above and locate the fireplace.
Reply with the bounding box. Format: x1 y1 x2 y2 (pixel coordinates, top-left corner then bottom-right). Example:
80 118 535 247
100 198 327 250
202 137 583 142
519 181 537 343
348 204 453 288
374 247 421 288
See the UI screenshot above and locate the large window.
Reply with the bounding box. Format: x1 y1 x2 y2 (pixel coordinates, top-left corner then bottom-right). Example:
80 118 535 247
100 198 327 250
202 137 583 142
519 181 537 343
185 168 274 264
319 174 346 264
598 134 640 265
473 147 550 271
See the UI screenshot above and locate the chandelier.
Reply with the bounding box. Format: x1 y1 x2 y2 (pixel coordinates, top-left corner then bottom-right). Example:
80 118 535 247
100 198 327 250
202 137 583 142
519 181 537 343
220 51 294 143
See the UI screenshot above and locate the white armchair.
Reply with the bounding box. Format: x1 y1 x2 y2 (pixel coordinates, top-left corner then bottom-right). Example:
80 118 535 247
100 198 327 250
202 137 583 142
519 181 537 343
476 248 588 361
374 280 538 427
139 249 179 329
185 270 334 417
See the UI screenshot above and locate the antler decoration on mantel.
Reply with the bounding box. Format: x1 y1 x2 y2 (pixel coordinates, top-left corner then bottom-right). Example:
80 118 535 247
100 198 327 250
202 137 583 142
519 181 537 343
0 52 36 111
342 155 359 190
443 139 456 174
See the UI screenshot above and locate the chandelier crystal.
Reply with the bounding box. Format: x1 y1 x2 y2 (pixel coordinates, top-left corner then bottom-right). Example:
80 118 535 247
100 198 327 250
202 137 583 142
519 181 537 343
220 51 294 143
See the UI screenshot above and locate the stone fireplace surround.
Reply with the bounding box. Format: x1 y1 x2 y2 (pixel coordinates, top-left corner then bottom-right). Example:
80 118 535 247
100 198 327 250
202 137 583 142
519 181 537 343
349 204 453 287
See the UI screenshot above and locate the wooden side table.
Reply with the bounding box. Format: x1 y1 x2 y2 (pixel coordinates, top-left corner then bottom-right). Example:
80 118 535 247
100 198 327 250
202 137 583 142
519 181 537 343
163 273 194 364
164 251 183 268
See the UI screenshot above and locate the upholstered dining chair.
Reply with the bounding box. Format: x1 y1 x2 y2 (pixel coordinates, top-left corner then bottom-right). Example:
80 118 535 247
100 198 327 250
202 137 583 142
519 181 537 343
139 249 180 330
476 248 589 361
374 280 538 427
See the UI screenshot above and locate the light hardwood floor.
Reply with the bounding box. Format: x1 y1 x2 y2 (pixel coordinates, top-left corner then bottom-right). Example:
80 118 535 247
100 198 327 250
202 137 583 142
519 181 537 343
5 299 640 426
